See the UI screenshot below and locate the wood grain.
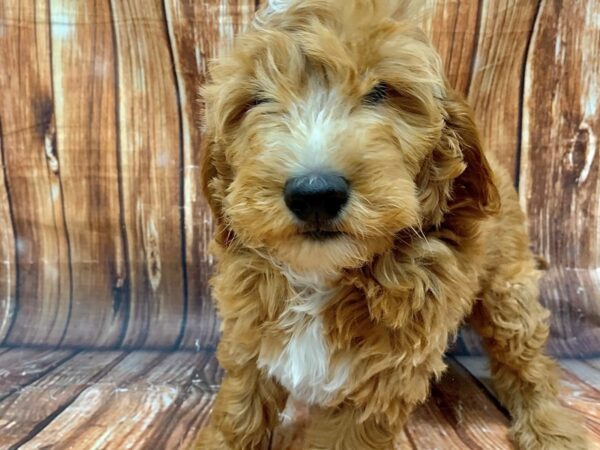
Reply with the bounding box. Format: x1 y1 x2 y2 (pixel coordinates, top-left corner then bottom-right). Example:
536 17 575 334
457 0 542 355
0 348 74 400
459 355 600 448
427 359 511 448
467 0 540 176
49 0 128 347
405 401 480 450
0 1 72 346
137 351 222 450
163 0 258 350
561 368 600 440
561 358 600 391
520 0 600 356
539 267 600 357
0 351 124 449
0 351 596 449
110 0 185 348
421 0 480 95
18 351 216 450
0 0 597 356
0 119 16 341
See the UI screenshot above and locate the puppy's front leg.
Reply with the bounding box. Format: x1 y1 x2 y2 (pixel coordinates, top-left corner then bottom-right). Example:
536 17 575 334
303 401 411 450
195 362 287 450
470 262 588 450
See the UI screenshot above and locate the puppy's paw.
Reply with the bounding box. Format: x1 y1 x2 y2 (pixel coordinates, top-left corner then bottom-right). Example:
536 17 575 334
511 402 588 450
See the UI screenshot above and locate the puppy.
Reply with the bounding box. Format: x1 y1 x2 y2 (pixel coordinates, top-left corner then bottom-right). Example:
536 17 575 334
196 1 587 449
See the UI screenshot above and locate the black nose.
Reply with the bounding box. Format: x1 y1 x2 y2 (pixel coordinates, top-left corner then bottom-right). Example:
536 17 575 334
284 173 349 223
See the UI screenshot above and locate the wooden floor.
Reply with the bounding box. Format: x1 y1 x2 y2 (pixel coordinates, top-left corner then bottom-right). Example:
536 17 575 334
0 349 598 450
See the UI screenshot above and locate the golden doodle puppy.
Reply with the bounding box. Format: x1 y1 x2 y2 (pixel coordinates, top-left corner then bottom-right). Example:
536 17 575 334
196 1 587 449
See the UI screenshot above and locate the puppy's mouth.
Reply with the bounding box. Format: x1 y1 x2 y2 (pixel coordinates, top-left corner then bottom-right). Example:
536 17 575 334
299 224 345 241
301 229 344 241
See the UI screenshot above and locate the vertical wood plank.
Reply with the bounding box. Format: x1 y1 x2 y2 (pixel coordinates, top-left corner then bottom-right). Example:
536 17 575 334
468 0 540 176
521 0 600 355
457 0 541 355
110 0 185 347
49 0 128 347
163 0 258 350
421 0 481 95
539 268 600 356
0 122 16 341
0 1 72 345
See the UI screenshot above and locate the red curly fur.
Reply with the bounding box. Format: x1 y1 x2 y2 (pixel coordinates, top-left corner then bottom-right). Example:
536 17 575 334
195 1 587 449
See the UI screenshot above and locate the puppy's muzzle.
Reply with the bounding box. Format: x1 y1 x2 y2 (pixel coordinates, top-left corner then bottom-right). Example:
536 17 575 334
284 173 349 230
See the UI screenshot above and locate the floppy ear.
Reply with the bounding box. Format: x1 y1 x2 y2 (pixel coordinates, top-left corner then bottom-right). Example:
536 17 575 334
200 65 254 248
201 137 235 247
417 88 500 234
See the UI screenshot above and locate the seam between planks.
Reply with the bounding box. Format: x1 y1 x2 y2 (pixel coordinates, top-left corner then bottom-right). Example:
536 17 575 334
140 352 220 448
161 0 190 351
465 0 484 95
445 0 462 89
0 117 19 345
7 351 129 450
36 352 167 449
45 0 75 348
514 0 543 190
108 0 133 350
449 357 510 419
430 383 488 450
0 341 218 353
0 350 79 404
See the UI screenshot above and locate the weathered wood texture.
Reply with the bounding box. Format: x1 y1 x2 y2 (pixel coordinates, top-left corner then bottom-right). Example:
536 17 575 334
520 0 600 356
0 351 596 449
0 0 598 355
163 0 256 349
0 1 72 346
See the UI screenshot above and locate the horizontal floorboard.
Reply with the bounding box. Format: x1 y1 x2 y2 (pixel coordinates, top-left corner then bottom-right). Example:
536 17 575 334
0 351 124 449
19 351 219 450
0 348 75 401
0 350 597 449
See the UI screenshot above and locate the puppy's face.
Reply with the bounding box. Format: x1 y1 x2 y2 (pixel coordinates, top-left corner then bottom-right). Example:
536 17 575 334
202 0 497 273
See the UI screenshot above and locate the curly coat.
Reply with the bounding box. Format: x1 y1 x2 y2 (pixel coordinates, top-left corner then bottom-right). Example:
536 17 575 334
195 1 587 449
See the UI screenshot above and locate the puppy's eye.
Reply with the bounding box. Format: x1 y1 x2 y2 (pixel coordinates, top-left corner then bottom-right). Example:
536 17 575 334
238 95 271 120
363 82 392 105
249 96 270 108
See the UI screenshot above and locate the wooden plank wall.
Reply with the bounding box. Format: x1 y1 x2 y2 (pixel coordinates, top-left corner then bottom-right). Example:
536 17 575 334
0 0 597 355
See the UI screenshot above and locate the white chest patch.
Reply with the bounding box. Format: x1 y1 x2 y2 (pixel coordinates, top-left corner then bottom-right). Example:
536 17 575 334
257 271 350 405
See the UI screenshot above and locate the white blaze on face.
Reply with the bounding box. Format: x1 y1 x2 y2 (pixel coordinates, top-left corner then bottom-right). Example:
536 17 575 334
264 85 346 176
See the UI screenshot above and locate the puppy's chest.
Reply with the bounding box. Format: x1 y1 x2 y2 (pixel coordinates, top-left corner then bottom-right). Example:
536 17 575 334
257 277 351 406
